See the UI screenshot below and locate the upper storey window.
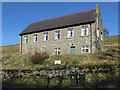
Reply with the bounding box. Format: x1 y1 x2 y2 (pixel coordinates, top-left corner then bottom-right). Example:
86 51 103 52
55 30 60 39
81 26 88 36
68 28 74 38
33 34 38 42
43 32 48 41
97 27 99 37
24 36 28 43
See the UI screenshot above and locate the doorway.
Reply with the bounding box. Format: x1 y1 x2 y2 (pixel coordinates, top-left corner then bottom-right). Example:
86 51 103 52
70 46 75 54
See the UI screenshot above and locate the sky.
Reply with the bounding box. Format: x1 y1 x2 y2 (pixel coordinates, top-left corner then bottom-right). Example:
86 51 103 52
2 2 118 46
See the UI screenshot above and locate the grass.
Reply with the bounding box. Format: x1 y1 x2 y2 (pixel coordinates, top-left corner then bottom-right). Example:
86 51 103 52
1 35 119 70
72 59 79 64
104 35 119 46
2 44 19 55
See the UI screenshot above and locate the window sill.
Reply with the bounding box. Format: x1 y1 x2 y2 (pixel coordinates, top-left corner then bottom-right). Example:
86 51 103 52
33 41 38 43
80 35 89 37
81 52 89 54
67 37 74 39
55 38 61 40
43 40 48 42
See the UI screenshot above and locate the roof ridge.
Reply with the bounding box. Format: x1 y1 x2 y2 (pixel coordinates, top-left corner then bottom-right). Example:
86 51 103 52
31 9 96 24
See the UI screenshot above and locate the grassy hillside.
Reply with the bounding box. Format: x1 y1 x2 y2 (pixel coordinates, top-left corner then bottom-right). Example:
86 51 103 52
2 44 19 55
1 35 119 70
104 35 119 46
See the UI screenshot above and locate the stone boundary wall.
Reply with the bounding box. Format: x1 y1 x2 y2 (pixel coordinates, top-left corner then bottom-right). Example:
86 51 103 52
1 65 119 79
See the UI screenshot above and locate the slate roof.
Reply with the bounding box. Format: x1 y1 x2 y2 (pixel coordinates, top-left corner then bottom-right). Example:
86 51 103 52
20 9 96 35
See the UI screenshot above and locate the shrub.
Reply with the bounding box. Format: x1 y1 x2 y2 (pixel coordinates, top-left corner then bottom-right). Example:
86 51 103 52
72 59 79 64
98 56 105 59
31 52 49 64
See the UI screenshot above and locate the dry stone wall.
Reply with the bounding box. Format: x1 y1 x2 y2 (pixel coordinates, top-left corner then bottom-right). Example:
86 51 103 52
1 65 119 79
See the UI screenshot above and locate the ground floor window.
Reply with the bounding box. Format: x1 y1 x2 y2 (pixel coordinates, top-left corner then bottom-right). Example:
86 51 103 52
54 48 60 55
81 45 89 53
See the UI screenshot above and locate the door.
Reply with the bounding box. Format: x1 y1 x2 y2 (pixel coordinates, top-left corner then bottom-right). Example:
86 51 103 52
70 46 75 54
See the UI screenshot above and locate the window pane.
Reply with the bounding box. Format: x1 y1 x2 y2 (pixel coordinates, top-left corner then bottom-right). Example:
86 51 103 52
55 31 57 33
55 51 57 55
84 30 87 35
86 49 89 53
36 37 37 41
70 28 73 31
58 51 60 54
83 49 85 53
71 31 73 37
44 34 46 41
58 48 60 54
58 34 60 39
46 36 48 40
85 26 88 29
82 46 85 48
86 45 89 48
68 31 71 38
26 39 28 43
58 30 60 34
82 26 85 29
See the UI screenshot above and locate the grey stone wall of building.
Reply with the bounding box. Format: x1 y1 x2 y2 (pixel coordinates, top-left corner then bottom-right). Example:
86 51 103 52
20 23 97 55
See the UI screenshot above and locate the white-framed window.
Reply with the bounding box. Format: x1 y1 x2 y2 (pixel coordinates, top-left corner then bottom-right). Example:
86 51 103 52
68 28 74 38
97 28 99 37
55 30 60 39
43 32 48 41
81 45 89 53
81 26 88 36
33 34 38 42
24 36 28 43
54 48 60 55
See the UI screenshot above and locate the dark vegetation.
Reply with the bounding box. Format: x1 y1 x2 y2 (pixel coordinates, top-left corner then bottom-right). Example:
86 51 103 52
30 52 49 64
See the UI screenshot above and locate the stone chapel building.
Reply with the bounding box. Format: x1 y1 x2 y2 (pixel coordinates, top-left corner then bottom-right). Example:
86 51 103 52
19 5 104 55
